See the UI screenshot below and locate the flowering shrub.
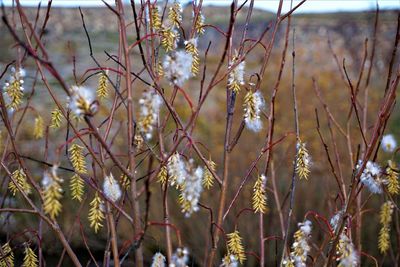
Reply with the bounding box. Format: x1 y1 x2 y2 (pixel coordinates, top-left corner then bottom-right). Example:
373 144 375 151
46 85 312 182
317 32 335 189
0 1 399 266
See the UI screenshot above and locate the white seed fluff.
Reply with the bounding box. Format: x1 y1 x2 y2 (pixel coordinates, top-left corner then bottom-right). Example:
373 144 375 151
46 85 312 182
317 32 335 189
68 86 95 117
381 134 397 153
337 233 359 267
228 59 245 89
244 91 265 132
103 173 122 202
290 220 312 267
151 252 166 267
167 152 188 187
138 89 163 140
359 161 383 194
169 247 189 267
181 166 204 217
330 210 344 232
220 254 239 267
162 50 193 86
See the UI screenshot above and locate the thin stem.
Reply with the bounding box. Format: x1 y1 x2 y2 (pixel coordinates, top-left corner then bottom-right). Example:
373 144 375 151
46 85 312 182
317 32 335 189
115 1 144 265
207 3 237 266
281 24 299 263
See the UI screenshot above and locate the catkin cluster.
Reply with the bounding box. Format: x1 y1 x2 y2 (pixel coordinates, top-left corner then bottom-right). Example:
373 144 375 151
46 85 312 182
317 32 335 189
296 140 311 180
336 233 359 267
386 160 399 194
8 168 31 196
42 166 64 220
378 201 394 254
88 192 105 233
227 230 246 264
252 174 268 213
166 153 208 217
228 54 245 94
150 1 205 84
2 67 25 110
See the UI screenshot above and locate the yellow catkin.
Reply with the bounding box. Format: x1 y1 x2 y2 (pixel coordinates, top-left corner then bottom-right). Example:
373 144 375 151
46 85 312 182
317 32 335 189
50 108 63 129
283 260 295 267
96 71 109 99
160 26 178 52
252 174 267 213
192 53 200 76
378 201 394 254
8 168 31 196
22 246 38 267
76 90 91 114
185 40 200 76
70 174 85 202
380 201 394 225
157 62 164 77
296 139 311 180
244 91 257 120
134 133 144 150
138 101 155 138
227 230 246 264
43 181 63 220
386 160 399 195
168 1 182 27
88 193 105 233
33 115 44 139
5 86 24 109
151 5 162 31
4 71 24 110
229 81 240 94
0 243 14 267
378 227 390 254
335 233 357 267
178 191 192 214
292 228 307 262
229 78 241 93
194 12 205 35
157 165 168 186
120 171 130 190
69 144 87 174
202 160 216 189
228 55 244 93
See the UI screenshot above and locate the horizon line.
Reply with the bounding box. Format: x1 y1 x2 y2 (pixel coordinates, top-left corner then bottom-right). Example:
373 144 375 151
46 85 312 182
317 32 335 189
1 0 399 14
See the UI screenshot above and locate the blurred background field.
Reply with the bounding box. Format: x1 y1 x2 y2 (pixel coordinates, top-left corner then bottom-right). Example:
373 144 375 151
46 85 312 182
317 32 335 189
0 4 399 266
